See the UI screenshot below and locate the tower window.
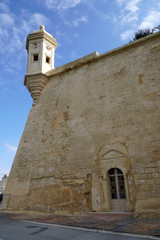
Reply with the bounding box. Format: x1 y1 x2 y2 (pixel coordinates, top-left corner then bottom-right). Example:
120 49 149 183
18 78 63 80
46 56 50 64
33 54 38 61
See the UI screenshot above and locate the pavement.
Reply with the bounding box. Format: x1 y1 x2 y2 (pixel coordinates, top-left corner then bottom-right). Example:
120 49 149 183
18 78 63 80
0 211 160 238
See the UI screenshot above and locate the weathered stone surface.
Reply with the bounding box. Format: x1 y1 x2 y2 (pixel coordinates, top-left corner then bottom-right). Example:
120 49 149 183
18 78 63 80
24 73 48 105
2 31 160 218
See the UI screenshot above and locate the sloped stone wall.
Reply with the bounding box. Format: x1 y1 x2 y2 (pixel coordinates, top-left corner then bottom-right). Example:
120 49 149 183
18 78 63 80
2 32 160 218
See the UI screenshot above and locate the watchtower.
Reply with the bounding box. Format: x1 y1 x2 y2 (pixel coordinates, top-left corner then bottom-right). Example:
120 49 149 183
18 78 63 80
24 25 57 105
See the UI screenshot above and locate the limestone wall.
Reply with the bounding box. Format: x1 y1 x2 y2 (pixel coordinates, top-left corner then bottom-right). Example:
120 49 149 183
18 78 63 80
3 32 160 218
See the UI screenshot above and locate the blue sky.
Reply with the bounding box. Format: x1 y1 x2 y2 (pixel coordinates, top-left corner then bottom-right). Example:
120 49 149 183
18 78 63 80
0 0 160 180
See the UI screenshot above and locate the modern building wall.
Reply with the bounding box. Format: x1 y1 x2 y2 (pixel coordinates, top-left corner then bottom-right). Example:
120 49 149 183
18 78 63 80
0 175 8 193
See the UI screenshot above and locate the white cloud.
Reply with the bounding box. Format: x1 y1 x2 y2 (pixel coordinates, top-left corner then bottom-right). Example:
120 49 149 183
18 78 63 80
44 0 82 11
73 15 88 26
120 12 138 24
0 13 15 27
85 2 110 20
125 0 141 13
116 0 126 5
0 3 50 73
116 0 160 42
74 33 79 38
43 0 88 27
19 13 49 34
121 29 134 40
116 0 141 12
5 143 17 153
63 15 88 27
29 13 49 28
116 0 141 24
0 2 10 13
139 11 160 30
115 0 144 41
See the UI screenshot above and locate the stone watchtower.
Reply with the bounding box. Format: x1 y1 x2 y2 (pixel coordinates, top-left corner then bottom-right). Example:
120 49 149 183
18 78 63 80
24 25 57 105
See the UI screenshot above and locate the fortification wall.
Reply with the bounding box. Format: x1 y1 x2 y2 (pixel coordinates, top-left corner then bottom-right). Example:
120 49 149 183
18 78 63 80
2 32 160 218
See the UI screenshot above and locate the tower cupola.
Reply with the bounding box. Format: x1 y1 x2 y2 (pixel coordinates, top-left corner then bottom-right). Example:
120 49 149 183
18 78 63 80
24 26 57 105
26 25 57 74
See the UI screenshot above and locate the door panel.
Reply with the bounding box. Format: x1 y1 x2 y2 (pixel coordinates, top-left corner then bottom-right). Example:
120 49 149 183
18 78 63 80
108 168 126 212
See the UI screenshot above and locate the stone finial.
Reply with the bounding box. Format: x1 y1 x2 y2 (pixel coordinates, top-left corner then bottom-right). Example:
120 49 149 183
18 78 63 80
40 25 45 30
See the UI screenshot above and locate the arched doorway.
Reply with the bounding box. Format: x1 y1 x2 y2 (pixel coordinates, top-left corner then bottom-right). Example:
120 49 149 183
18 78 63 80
108 168 126 212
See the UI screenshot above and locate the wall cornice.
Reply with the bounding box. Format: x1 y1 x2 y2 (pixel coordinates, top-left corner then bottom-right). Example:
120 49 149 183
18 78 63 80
47 31 160 78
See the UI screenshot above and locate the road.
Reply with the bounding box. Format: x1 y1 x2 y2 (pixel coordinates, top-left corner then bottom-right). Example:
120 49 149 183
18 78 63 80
0 215 159 240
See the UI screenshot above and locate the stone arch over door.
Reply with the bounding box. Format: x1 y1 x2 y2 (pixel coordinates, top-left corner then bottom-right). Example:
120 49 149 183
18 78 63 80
98 143 134 212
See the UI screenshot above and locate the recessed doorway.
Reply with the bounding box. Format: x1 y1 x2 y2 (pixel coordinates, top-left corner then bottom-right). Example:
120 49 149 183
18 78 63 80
108 168 126 212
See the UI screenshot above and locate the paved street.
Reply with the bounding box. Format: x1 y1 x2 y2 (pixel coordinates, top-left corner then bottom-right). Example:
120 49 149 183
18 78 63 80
0 216 159 240
1 212 159 236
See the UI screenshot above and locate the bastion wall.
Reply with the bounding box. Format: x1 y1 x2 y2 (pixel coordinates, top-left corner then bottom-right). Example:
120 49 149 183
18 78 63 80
2 32 160 218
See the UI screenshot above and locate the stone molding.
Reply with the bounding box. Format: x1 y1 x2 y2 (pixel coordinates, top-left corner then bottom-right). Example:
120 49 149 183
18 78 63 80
99 143 129 160
46 51 100 77
26 30 57 51
24 73 48 105
47 31 160 78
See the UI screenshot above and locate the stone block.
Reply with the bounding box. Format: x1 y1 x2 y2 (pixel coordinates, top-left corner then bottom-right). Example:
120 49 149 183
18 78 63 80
145 168 156 173
136 168 144 174
140 184 149 191
146 179 155 185
137 179 146 185
139 174 147 179
155 178 160 184
152 173 160 178
147 173 152 179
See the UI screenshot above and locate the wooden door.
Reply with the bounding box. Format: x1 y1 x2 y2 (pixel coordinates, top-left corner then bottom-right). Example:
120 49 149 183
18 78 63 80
108 168 126 212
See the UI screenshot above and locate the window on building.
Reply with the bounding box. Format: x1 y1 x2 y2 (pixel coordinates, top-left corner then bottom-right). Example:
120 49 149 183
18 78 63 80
33 54 38 61
46 56 50 64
